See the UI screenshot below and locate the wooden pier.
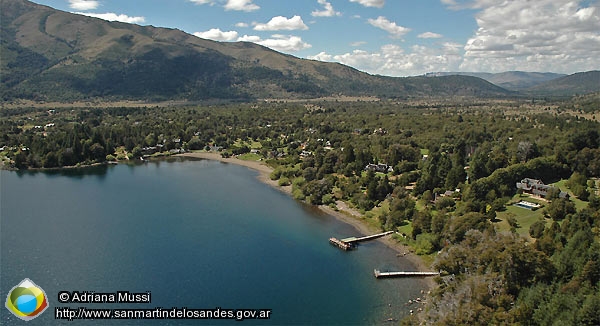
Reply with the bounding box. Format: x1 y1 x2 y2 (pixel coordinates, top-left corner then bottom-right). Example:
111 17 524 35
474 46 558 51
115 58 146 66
340 231 395 244
330 231 395 251
374 269 440 279
329 237 353 250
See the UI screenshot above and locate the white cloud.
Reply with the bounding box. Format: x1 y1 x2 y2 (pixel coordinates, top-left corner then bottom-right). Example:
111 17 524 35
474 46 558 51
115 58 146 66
349 0 385 8
418 32 443 39
441 0 498 10
238 34 312 52
440 0 457 6
68 0 98 11
75 12 146 24
308 51 333 61
254 16 308 31
235 22 249 28
237 35 260 43
367 16 410 38
312 0 342 17
458 0 600 73
307 42 464 76
194 28 239 41
224 0 259 12
188 0 215 4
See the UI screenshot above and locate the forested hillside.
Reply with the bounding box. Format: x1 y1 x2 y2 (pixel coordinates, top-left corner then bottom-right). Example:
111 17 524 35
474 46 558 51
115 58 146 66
1 96 599 324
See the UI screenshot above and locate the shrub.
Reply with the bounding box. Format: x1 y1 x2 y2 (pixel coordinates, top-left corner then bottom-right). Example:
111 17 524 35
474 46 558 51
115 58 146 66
270 168 282 180
278 177 291 186
415 233 436 255
322 194 335 205
292 188 305 200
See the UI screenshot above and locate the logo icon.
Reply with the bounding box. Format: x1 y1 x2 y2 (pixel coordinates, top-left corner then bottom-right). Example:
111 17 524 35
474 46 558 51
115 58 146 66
5 278 49 321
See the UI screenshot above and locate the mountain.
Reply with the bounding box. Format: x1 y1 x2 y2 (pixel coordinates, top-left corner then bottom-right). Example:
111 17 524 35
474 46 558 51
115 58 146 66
425 71 566 91
525 71 600 96
0 0 512 102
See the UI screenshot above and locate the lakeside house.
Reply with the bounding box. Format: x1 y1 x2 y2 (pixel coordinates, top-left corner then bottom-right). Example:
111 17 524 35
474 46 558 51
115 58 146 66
516 178 569 199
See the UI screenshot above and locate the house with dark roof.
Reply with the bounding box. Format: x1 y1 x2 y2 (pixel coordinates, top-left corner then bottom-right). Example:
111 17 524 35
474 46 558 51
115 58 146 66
516 178 569 199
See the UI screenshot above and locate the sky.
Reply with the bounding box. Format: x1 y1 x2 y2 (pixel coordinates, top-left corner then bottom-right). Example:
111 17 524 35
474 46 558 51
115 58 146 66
31 0 600 77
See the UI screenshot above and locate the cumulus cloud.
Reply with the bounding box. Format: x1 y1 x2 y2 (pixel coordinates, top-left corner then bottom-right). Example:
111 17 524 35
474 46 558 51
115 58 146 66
237 35 262 42
75 12 146 24
367 16 410 38
68 0 98 10
194 28 239 41
235 22 249 28
188 0 215 4
238 34 312 52
308 51 333 61
312 0 342 17
224 0 259 12
349 0 385 8
253 16 309 31
418 32 443 39
457 0 600 72
441 0 501 10
308 42 464 76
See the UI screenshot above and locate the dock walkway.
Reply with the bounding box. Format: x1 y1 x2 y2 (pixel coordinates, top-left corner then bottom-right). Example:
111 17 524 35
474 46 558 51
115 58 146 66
329 231 395 251
374 269 440 278
340 231 395 244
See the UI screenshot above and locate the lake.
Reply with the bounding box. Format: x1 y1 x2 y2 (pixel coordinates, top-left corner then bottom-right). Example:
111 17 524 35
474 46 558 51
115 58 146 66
1 158 427 325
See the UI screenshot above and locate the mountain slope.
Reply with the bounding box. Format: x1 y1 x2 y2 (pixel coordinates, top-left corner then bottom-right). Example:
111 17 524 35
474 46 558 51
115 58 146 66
425 71 566 91
1 0 513 101
525 71 600 96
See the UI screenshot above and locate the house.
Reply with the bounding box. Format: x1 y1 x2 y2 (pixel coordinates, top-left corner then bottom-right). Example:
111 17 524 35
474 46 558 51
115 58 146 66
300 150 313 158
516 178 569 199
365 163 393 173
141 146 157 155
434 189 460 203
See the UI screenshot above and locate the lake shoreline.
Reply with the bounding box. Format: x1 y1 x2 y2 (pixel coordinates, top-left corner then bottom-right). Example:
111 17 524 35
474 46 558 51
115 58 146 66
178 152 435 288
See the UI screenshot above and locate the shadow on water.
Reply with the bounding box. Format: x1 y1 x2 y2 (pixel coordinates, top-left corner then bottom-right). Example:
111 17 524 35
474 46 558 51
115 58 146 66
15 164 112 179
12 156 202 180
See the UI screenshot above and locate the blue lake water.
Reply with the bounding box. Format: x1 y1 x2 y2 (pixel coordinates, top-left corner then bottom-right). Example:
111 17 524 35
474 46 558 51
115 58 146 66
1 158 427 325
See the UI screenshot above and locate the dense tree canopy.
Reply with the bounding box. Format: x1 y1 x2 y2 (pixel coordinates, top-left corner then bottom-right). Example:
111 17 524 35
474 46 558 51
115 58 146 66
2 97 599 325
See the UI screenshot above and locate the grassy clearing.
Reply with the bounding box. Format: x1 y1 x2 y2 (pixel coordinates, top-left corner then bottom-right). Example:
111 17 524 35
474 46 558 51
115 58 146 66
237 153 262 161
551 179 588 211
397 221 413 237
496 205 545 237
495 193 546 237
233 138 262 149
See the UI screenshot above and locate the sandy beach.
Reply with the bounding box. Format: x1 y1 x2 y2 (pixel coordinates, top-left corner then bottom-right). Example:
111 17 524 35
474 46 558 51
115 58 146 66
178 151 435 285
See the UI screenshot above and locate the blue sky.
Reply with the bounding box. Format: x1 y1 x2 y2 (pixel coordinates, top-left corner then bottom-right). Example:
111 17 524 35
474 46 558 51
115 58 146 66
31 0 600 76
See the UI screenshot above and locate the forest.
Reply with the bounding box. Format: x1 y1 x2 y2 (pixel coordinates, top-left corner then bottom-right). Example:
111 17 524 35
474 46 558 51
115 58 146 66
1 95 599 324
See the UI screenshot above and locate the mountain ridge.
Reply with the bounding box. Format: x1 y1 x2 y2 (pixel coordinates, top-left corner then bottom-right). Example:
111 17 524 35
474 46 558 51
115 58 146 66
525 71 600 96
424 71 568 91
3 0 596 102
1 0 518 102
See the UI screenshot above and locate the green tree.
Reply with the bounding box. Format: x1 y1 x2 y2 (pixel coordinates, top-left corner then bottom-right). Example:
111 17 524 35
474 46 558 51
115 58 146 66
529 220 546 238
42 151 59 168
544 198 576 221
